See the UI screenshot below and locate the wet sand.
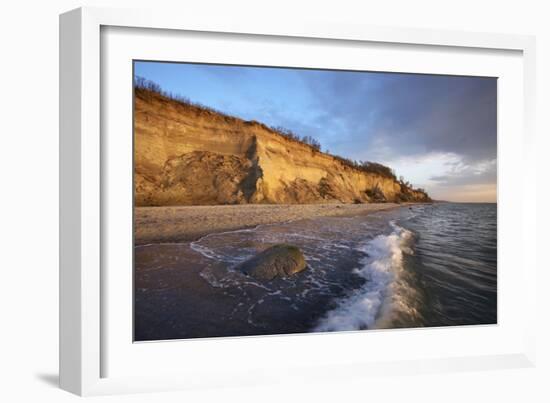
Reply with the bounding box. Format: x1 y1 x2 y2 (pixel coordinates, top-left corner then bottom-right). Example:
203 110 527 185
134 203 412 245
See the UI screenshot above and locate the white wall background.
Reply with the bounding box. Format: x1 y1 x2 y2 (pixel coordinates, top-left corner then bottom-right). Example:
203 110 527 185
0 0 547 401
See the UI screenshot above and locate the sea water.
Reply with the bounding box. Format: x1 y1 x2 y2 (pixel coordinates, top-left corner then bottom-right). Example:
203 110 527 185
134 203 497 340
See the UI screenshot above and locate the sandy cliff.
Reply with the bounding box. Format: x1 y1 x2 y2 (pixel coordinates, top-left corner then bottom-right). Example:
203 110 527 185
134 89 430 206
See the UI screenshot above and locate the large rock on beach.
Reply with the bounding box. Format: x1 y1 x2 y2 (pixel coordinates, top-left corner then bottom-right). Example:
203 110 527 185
238 244 307 281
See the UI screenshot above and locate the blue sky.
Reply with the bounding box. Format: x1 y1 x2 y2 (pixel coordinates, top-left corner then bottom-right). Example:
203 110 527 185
135 61 497 202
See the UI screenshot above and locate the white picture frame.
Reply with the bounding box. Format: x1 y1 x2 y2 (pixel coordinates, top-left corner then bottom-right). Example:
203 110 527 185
59 6 537 396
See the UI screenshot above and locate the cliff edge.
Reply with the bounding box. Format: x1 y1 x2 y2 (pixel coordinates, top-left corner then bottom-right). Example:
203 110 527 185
134 88 430 206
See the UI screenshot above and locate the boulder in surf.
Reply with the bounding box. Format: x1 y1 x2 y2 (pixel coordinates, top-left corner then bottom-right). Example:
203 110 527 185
238 244 307 281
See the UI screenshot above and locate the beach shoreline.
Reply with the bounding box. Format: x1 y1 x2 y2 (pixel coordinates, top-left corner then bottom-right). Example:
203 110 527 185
134 202 423 245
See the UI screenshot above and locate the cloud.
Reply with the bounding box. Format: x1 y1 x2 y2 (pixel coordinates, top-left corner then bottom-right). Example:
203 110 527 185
297 71 497 201
302 72 496 163
429 158 497 186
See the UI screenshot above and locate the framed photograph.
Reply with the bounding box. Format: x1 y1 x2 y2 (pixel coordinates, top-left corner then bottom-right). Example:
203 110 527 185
60 7 537 396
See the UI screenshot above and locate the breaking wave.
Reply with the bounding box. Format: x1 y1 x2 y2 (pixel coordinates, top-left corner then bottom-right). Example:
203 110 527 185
314 221 417 332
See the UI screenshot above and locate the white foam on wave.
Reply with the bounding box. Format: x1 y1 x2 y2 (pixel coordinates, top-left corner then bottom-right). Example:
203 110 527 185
314 221 414 332
189 219 299 262
189 226 261 262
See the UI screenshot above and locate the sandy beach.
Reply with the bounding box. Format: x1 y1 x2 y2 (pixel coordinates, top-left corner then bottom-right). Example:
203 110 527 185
134 203 413 245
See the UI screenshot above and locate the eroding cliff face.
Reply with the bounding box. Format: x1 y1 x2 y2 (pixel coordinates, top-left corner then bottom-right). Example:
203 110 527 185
134 89 430 206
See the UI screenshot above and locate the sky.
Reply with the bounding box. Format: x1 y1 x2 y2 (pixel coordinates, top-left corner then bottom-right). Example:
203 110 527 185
135 61 497 202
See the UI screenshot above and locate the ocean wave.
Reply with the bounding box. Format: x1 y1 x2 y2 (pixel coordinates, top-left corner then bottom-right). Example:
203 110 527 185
313 221 415 332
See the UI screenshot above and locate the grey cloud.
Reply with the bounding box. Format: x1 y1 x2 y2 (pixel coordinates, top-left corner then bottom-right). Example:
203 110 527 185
300 71 497 166
429 159 496 186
